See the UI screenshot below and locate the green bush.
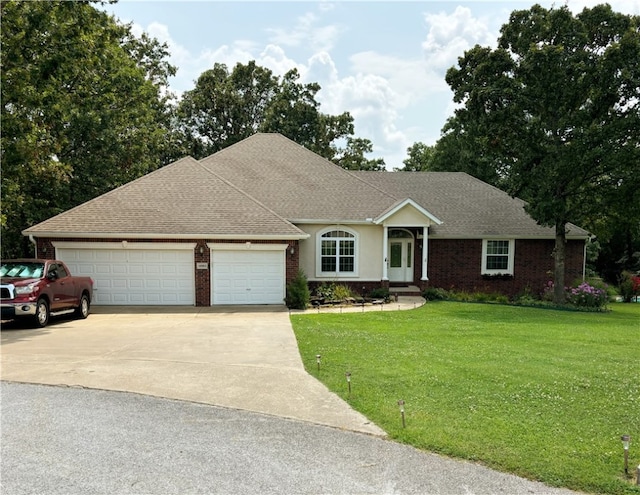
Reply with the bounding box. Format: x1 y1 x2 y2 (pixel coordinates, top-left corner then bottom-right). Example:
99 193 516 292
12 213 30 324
422 287 448 301
368 287 390 301
332 284 355 301
619 271 640 302
285 270 310 309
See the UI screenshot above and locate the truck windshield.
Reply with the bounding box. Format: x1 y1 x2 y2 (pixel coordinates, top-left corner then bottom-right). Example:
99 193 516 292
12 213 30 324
0 262 45 279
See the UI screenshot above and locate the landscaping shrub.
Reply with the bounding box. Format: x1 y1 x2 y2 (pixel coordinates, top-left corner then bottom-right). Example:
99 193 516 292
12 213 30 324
285 270 310 309
544 280 609 310
332 284 355 301
368 287 390 301
422 287 448 301
566 281 608 309
619 271 640 302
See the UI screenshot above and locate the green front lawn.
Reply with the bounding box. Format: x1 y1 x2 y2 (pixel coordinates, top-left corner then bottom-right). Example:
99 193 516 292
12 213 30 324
291 302 640 495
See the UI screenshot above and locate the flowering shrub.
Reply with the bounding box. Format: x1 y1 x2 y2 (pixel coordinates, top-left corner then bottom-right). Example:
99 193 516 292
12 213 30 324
565 282 608 309
542 280 608 309
619 271 640 302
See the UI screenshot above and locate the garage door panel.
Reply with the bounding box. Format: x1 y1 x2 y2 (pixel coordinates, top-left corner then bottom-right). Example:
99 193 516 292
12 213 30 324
57 247 194 306
212 250 284 305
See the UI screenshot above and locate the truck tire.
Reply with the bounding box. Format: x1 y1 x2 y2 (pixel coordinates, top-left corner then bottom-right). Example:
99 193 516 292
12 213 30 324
76 293 90 319
33 298 49 328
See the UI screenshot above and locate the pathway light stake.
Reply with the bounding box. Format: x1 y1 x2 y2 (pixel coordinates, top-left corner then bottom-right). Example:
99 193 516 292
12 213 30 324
621 435 631 475
346 372 351 397
316 354 322 373
398 399 406 428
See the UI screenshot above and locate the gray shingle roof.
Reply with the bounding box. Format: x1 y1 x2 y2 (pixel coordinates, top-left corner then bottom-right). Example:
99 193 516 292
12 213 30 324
23 133 589 239
198 133 398 222
24 156 306 238
353 170 589 238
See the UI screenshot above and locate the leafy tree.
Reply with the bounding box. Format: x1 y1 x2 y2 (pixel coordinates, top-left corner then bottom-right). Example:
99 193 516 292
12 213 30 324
443 4 640 303
335 137 385 171
176 61 372 165
176 61 278 157
1 0 176 258
397 142 434 171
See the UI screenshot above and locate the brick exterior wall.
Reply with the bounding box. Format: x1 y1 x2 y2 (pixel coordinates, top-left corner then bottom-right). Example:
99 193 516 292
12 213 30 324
427 238 585 298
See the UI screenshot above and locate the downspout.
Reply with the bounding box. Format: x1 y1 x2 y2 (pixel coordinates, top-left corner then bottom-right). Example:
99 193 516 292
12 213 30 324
29 235 37 258
583 236 593 281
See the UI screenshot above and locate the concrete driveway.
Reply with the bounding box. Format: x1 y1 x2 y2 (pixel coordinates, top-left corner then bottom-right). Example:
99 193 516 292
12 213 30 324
0 306 384 436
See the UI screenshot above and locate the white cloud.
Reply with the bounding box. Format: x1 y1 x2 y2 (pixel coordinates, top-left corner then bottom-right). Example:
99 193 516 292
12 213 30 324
118 4 503 170
266 11 343 53
422 6 497 72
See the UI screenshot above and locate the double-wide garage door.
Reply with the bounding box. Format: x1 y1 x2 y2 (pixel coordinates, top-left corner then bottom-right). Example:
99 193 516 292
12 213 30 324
57 244 195 305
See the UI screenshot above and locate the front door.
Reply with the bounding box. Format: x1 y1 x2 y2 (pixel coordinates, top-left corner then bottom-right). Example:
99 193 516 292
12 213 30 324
388 230 413 283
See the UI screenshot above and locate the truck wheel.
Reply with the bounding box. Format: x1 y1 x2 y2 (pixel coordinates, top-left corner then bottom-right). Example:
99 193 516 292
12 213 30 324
76 293 90 319
33 298 49 328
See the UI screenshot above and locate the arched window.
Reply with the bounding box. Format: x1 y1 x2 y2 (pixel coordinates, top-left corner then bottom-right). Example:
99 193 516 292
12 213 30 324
318 229 357 275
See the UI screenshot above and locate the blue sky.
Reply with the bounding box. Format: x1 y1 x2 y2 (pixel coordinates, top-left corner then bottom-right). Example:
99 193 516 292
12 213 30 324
102 1 640 169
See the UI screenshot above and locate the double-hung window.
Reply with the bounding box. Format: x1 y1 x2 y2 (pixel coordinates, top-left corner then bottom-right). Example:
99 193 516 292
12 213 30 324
482 239 514 275
318 229 357 276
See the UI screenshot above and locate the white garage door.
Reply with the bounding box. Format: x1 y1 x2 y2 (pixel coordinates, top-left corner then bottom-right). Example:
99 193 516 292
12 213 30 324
212 250 285 305
57 245 195 305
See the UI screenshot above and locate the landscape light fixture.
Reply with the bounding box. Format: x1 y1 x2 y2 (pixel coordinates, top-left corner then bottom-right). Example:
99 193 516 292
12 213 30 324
316 354 321 372
398 399 406 428
346 372 352 396
621 435 631 475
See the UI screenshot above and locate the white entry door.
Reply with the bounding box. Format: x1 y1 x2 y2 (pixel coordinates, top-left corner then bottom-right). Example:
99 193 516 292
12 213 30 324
388 237 413 283
211 249 285 305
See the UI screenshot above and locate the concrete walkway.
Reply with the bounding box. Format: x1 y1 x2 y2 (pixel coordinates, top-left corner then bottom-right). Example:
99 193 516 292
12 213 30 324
1 305 384 436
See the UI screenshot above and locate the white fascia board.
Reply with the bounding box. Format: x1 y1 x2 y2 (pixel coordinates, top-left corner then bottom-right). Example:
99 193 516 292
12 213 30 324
373 199 443 226
26 232 309 240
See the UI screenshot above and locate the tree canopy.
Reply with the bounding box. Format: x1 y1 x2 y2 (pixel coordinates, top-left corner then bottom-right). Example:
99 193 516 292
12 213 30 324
440 3 640 301
1 0 176 258
175 62 371 164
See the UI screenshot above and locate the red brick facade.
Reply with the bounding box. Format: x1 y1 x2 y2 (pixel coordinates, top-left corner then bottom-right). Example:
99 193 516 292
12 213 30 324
427 238 585 297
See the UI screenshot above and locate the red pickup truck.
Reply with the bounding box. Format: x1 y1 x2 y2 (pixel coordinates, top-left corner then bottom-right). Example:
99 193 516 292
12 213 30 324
0 259 94 328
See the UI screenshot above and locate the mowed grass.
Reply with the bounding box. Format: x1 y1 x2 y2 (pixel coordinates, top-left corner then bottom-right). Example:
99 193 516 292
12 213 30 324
291 302 640 495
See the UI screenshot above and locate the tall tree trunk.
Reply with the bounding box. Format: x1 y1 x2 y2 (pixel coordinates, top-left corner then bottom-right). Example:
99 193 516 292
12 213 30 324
553 222 567 304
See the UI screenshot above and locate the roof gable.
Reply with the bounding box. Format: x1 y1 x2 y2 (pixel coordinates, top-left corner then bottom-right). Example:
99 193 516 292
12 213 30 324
374 198 443 226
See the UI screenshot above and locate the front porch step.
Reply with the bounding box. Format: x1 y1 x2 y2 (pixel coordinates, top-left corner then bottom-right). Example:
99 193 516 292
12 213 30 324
388 285 422 296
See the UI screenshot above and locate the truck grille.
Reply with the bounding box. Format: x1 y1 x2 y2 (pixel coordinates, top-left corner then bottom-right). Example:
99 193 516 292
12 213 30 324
1 285 15 299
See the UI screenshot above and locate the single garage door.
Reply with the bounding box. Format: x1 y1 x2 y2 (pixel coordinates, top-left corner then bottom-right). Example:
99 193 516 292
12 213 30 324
212 249 285 305
57 244 195 305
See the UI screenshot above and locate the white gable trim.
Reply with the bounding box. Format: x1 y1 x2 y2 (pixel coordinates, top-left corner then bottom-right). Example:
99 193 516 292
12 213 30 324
373 199 442 226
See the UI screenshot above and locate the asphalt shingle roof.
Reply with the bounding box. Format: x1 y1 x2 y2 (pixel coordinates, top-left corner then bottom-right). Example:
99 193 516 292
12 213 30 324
24 133 589 239
198 133 398 221
24 156 305 238
353 171 589 238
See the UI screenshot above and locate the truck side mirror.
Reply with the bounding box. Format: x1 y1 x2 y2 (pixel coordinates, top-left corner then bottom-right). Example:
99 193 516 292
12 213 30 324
47 270 57 281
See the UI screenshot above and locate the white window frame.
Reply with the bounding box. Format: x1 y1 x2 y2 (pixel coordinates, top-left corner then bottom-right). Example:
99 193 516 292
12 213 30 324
481 239 515 275
316 227 358 277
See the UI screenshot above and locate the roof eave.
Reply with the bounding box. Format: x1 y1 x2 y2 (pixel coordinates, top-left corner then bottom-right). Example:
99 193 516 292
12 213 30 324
23 231 310 241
